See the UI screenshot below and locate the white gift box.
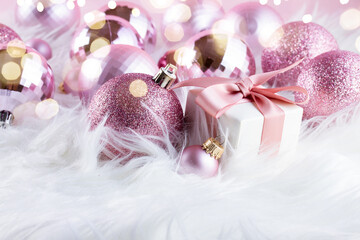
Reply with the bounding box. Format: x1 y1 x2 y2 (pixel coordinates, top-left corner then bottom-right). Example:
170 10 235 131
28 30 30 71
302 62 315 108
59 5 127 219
185 89 303 154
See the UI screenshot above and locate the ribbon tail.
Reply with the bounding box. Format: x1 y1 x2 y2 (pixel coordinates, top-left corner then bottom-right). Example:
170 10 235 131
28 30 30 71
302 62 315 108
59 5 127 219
249 59 304 86
251 93 285 153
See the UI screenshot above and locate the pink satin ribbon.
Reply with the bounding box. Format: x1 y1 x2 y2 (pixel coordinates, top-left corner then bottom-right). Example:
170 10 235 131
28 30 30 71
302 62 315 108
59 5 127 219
172 60 309 151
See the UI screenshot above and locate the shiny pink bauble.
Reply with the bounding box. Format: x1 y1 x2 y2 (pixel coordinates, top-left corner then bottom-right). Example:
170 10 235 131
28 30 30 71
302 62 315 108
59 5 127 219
0 24 21 44
179 145 218 178
222 2 283 68
176 30 256 82
15 0 81 36
161 0 224 45
158 50 176 69
88 73 184 158
70 15 143 62
63 45 158 103
295 50 360 119
26 38 52 60
100 1 156 52
0 42 54 113
262 21 338 87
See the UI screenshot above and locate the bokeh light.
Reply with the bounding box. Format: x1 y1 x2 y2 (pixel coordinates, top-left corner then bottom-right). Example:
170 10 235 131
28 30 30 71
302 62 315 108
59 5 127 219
149 0 174 9
339 0 349 4
164 23 184 42
302 14 312 23
273 0 281 6
259 0 268 5
356 36 360 53
77 0 86 7
340 8 360 30
35 99 59 120
36 2 44 12
108 0 116 9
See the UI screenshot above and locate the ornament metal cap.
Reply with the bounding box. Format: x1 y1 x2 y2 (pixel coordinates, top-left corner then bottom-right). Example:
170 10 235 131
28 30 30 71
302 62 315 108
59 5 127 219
202 137 224 160
152 64 177 89
0 110 14 128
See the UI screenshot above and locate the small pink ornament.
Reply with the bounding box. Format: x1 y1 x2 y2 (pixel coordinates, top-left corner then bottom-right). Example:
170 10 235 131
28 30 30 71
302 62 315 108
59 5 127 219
70 15 143 62
0 24 21 44
15 0 81 37
161 0 224 45
63 45 158 103
88 64 184 159
26 38 52 60
0 41 55 126
176 30 256 82
262 21 338 87
100 1 156 52
295 50 360 119
179 138 224 178
220 2 283 67
158 50 176 69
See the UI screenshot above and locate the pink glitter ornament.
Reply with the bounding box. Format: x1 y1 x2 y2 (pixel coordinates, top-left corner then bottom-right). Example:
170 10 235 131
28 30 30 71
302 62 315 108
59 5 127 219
70 15 143 62
179 138 223 178
220 2 283 68
26 38 52 60
262 21 338 87
0 24 21 44
295 50 360 119
161 0 224 45
0 41 55 126
15 0 81 36
100 1 156 52
88 65 184 158
63 45 158 103
176 30 256 82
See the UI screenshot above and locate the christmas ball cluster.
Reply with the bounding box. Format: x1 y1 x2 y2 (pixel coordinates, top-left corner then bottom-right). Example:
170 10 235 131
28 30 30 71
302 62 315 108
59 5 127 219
2 0 360 177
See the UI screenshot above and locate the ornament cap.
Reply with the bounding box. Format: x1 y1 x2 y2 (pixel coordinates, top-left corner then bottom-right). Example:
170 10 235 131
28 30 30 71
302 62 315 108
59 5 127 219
202 137 224 160
0 110 14 128
152 64 177 89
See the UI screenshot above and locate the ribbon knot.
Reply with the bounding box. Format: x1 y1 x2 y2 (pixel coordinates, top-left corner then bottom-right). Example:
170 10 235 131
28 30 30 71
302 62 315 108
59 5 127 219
171 59 309 151
235 77 253 98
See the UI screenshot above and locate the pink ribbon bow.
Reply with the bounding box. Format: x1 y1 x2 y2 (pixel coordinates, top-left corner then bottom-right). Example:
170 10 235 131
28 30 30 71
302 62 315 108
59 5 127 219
172 60 309 151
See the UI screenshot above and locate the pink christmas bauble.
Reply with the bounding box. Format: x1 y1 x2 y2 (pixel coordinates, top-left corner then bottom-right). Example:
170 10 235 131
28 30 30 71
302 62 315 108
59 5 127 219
15 0 80 36
100 1 156 52
63 45 158 103
161 0 224 46
70 15 143 62
0 41 55 114
220 2 283 69
26 38 52 60
262 21 338 87
176 30 256 82
295 50 360 119
88 73 184 158
158 50 176 69
0 24 21 44
179 145 218 178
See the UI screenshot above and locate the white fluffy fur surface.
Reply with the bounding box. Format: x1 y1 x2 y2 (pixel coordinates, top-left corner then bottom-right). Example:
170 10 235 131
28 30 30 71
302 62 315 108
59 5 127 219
2 0 360 239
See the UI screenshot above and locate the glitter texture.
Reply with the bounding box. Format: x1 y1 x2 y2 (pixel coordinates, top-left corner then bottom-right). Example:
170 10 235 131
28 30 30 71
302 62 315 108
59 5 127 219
176 30 256 82
88 73 184 156
0 24 21 44
295 50 360 119
262 21 338 87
